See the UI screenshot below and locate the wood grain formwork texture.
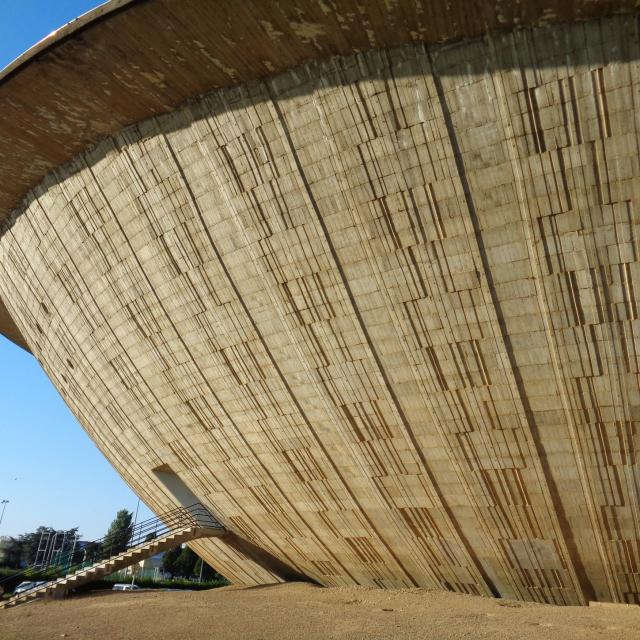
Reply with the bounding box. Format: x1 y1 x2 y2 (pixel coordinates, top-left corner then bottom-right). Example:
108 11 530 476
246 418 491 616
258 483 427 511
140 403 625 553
1 15 640 604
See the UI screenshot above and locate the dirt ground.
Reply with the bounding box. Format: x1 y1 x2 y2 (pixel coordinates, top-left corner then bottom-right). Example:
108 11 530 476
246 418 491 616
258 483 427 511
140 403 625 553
1 582 639 640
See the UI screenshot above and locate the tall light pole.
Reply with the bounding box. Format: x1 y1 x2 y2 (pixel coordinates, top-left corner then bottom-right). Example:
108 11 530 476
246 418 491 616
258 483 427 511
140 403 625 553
130 497 140 588
0 500 9 532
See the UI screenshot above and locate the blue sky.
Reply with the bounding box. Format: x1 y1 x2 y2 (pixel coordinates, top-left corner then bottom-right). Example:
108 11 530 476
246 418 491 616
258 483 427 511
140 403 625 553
0 0 153 541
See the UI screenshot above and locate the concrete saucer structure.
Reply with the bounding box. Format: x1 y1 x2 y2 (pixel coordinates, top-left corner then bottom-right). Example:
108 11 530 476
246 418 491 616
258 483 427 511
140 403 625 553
1 0 640 605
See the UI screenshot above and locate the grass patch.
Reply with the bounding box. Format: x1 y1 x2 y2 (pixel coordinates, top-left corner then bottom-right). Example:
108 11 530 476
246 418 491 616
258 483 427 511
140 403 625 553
0 565 228 597
76 574 229 593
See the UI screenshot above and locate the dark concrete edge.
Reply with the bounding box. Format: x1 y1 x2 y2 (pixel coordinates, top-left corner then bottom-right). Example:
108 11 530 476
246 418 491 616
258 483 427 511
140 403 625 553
0 0 142 85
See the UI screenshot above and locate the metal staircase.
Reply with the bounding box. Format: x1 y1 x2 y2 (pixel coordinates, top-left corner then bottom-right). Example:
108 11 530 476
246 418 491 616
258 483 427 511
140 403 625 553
0 503 226 610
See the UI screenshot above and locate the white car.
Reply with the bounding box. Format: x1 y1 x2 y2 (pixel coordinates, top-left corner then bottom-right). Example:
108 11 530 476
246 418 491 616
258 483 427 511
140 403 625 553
112 583 140 591
14 581 46 595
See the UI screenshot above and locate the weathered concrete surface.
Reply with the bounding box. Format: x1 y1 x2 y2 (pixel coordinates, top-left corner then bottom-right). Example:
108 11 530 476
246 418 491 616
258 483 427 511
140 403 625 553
0 0 638 347
0 0 638 228
2 9 640 604
0 297 27 350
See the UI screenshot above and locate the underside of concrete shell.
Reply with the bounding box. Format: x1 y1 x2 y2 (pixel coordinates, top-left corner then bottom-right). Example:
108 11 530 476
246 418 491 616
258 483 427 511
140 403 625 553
1 1 640 605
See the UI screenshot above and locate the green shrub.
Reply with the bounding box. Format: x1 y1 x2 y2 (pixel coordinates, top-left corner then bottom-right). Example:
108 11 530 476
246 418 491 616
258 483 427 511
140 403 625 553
74 574 228 594
0 565 229 598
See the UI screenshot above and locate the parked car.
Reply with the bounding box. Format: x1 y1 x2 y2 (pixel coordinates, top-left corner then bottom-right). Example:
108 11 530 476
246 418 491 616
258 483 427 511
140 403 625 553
112 583 140 591
14 581 46 595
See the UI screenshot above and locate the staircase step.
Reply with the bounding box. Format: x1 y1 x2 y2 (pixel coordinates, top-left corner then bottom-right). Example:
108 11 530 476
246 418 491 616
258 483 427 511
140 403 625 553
0 516 222 609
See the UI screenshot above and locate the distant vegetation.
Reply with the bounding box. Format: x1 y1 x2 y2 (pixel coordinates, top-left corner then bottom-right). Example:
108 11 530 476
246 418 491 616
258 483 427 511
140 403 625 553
0 508 227 597
77 574 229 593
162 544 224 581
0 526 79 568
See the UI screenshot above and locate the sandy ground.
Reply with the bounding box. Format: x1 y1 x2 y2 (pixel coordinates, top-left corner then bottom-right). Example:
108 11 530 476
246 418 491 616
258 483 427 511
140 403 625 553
1 582 639 640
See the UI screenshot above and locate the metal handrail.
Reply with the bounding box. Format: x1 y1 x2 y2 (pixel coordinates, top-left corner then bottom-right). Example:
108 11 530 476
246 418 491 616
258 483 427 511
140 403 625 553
0 502 222 594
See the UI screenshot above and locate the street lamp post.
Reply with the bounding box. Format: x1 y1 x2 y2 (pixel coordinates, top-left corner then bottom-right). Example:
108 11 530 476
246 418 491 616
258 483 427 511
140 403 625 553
0 500 9 531
130 497 140 588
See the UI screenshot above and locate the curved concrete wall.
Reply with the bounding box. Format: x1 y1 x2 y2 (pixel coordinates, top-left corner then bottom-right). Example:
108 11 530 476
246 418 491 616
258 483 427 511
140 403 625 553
2 14 640 604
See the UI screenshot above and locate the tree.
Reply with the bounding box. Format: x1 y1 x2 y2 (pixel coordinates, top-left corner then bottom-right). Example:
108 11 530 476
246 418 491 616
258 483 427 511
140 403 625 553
173 546 198 577
104 509 132 555
161 544 182 576
82 540 103 565
161 545 198 577
0 537 22 568
161 545 222 580
193 558 223 581
20 527 54 566
0 526 81 569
